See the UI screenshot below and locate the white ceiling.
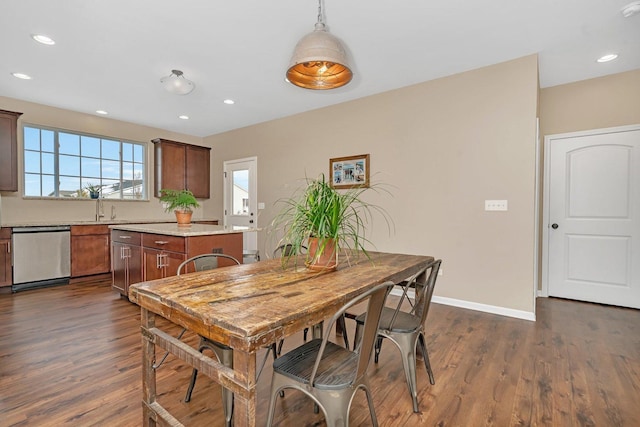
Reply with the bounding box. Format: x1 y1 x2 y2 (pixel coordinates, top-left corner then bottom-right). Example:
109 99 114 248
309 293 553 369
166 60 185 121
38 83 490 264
2 0 639 138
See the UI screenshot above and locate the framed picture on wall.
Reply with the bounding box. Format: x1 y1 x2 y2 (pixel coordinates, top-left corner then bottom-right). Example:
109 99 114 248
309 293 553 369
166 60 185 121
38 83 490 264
329 154 370 189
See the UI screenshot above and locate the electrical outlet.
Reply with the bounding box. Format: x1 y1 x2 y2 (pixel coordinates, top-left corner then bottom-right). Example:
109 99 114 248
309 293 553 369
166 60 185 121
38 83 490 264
438 269 443 276
485 200 508 211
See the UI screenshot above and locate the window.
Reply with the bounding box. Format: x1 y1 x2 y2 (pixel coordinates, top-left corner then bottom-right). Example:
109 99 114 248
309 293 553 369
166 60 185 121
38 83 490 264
23 125 146 199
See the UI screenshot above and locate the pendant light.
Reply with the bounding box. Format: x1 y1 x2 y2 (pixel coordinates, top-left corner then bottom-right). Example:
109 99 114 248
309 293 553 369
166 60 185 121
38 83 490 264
160 69 195 95
286 0 353 90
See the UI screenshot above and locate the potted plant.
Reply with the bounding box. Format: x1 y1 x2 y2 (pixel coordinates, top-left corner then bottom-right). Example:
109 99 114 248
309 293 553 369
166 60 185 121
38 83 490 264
159 189 200 226
271 174 391 271
85 183 101 199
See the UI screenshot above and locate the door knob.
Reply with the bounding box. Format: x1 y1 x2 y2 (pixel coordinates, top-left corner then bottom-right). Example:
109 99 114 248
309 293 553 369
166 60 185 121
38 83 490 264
551 223 559 229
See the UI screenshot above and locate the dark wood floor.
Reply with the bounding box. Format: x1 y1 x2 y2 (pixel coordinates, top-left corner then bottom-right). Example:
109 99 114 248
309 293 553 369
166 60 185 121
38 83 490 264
1 279 638 426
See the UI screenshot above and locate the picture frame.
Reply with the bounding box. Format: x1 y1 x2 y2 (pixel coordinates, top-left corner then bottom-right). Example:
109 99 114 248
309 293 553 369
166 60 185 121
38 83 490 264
329 154 370 189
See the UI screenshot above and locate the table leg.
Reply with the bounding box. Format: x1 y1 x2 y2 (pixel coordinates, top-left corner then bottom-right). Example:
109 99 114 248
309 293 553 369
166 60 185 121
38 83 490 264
141 308 157 427
232 349 257 427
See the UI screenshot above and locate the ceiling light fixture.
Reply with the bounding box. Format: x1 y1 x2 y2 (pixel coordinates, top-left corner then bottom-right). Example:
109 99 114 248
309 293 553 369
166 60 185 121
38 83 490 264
11 72 32 80
178 115 189 120
286 0 353 90
32 34 55 45
223 99 235 105
160 69 195 95
96 110 108 115
597 54 618 63
621 1 640 17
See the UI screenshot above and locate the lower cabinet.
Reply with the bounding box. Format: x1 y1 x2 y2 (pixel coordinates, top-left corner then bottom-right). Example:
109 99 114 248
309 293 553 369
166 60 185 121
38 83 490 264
142 247 185 281
110 228 243 298
111 231 142 297
71 225 111 278
0 228 11 287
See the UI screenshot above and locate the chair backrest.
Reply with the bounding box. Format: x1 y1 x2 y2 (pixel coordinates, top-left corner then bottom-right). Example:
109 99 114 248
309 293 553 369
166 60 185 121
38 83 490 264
273 243 307 258
176 253 240 276
387 259 442 331
309 281 394 386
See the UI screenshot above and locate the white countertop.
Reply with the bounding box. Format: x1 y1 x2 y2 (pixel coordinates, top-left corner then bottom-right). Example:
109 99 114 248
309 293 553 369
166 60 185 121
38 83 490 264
109 222 256 237
1 218 220 228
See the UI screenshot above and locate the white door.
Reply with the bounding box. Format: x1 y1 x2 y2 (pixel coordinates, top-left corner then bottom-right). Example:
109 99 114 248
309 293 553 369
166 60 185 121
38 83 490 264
224 157 258 255
544 126 640 308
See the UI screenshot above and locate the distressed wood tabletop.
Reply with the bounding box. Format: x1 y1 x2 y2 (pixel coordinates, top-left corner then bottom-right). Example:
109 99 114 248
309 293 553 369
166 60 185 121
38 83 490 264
130 251 433 352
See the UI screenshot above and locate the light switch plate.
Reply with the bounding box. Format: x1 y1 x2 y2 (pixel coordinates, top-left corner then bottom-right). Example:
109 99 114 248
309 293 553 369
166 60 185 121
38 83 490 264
485 200 508 211
258 202 265 210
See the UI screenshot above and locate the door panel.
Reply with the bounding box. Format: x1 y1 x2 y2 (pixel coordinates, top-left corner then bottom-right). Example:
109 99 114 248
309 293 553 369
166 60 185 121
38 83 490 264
546 127 640 308
224 157 258 253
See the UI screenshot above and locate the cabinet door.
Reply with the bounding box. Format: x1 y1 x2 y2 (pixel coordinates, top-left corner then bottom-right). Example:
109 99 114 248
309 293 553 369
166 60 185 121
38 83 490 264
142 247 184 280
186 144 210 198
0 240 11 287
154 140 186 197
127 244 142 288
0 110 22 192
71 234 110 277
143 248 164 281
112 242 127 294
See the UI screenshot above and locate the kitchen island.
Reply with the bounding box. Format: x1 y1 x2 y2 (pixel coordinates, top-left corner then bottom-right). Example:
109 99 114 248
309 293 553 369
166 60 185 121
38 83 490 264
109 223 246 298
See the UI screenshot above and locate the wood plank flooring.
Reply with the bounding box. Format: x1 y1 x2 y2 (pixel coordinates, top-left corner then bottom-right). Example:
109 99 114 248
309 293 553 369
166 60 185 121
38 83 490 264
1 280 638 426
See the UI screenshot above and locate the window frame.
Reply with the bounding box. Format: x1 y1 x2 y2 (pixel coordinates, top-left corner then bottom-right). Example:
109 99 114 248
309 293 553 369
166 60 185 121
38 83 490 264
22 123 148 200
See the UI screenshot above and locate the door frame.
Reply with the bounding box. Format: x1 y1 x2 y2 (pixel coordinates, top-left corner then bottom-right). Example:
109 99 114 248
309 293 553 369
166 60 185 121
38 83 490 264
223 156 258 251
541 124 640 298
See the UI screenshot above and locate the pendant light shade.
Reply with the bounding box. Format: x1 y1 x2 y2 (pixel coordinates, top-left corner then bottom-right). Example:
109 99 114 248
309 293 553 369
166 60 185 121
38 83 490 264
287 3 353 90
160 69 195 95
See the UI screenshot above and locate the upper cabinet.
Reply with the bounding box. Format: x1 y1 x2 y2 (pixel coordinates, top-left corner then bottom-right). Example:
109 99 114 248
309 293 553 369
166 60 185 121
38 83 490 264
152 138 210 199
0 110 23 192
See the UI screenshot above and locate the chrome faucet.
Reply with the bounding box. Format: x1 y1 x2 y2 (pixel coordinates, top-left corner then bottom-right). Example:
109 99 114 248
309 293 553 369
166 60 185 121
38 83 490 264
95 198 105 221
111 205 117 220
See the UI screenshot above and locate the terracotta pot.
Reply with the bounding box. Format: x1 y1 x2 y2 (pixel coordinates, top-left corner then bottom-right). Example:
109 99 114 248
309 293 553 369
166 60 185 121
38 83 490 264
306 237 337 271
174 210 193 227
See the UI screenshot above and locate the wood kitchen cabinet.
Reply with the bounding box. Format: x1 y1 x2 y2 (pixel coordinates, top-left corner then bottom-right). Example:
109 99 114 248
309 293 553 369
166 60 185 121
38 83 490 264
0 110 23 192
111 231 142 297
141 233 186 280
71 225 111 278
0 228 12 287
152 138 210 198
110 224 243 298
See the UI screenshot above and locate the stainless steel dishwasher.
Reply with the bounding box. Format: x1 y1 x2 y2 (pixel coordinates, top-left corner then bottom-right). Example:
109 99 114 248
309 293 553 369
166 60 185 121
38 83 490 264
12 225 71 292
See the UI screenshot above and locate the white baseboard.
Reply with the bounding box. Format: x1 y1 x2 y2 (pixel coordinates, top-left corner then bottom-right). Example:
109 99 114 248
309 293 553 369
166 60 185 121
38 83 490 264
389 288 536 321
432 296 536 321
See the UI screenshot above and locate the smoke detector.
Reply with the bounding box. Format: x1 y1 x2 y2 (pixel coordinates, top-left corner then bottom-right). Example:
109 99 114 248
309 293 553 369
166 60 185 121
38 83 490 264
621 1 640 17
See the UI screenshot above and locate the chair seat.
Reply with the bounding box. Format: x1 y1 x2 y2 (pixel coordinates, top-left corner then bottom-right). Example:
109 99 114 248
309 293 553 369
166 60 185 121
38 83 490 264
273 339 358 390
355 307 421 333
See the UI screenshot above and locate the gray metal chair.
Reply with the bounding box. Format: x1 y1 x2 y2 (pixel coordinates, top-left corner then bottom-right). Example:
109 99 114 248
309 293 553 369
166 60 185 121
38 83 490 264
266 281 395 427
177 253 278 427
353 259 441 413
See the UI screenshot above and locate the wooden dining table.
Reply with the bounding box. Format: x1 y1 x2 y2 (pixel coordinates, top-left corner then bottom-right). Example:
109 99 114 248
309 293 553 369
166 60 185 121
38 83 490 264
129 251 434 427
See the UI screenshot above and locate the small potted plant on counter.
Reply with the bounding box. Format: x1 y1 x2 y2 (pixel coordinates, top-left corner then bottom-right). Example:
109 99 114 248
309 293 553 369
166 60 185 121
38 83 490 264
85 183 101 199
159 189 200 226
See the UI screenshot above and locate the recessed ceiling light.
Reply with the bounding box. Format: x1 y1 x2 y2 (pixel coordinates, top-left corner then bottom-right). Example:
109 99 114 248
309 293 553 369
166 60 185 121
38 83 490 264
96 110 108 115
223 99 235 105
11 72 32 80
597 54 618 63
179 115 189 120
32 34 55 45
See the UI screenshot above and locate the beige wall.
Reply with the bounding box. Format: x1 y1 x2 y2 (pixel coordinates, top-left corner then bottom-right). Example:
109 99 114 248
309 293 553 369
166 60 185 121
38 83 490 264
540 69 640 137
206 55 540 314
0 96 213 224
2 59 636 315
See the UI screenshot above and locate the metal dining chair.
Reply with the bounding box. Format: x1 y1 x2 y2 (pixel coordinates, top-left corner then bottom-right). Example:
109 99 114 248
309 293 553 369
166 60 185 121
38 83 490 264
266 281 395 427
177 253 278 427
353 259 441 413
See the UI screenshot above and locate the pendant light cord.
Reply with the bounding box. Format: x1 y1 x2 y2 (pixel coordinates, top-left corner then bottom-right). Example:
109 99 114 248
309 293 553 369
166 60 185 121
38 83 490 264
317 0 324 25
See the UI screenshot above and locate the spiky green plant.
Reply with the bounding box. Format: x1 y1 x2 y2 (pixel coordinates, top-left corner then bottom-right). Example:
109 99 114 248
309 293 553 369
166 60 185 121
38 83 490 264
271 174 392 268
158 189 200 212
